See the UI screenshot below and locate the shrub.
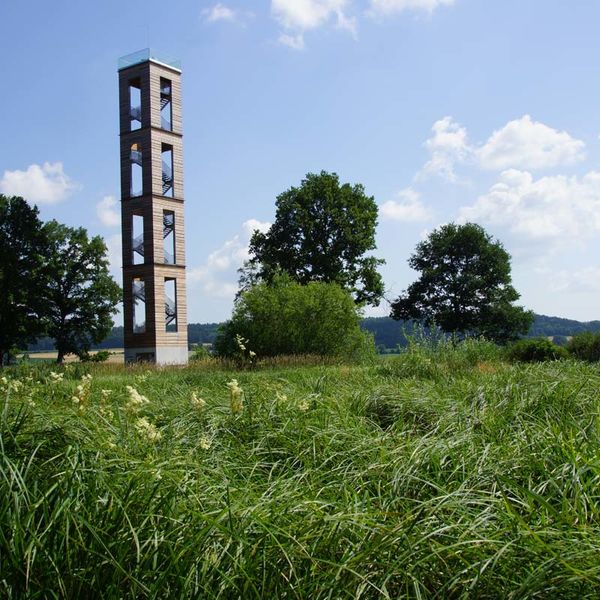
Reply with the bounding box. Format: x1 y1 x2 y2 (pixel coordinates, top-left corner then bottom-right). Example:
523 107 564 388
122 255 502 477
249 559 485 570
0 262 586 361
79 350 111 363
190 344 211 361
505 338 568 363
215 274 375 360
567 331 600 362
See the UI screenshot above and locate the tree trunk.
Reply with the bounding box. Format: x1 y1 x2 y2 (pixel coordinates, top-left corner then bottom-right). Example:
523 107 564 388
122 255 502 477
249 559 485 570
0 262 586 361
57 348 65 364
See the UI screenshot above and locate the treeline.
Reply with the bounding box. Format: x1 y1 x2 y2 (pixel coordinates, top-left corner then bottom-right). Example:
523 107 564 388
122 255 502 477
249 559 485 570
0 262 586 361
27 314 600 353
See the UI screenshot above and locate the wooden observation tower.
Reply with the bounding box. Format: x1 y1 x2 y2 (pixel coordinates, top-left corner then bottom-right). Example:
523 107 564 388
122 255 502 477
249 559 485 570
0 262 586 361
118 49 188 364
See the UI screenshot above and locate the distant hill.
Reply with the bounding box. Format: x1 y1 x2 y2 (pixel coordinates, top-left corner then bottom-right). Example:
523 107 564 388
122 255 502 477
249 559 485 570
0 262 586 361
27 314 600 353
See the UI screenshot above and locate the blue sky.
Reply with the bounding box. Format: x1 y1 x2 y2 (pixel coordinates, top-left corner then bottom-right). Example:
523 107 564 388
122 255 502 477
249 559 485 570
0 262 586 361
2 0 600 323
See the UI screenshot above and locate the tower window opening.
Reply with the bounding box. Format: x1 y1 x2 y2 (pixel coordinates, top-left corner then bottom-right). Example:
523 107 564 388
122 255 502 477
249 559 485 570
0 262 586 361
163 210 175 264
160 77 172 131
132 278 146 333
165 278 177 332
161 144 174 197
130 143 143 197
129 78 142 131
132 214 144 265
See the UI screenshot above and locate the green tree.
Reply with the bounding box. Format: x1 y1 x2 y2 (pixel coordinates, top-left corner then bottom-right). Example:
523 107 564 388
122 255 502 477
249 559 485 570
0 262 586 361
216 273 374 358
242 171 385 306
0 195 48 365
43 222 121 363
391 222 533 343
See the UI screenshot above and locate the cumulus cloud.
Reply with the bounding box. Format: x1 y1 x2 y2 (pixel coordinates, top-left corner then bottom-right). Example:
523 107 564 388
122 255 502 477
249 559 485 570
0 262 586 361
0 162 78 204
369 0 455 16
188 219 271 299
380 188 433 222
418 115 586 181
271 0 355 48
458 169 600 242
477 115 586 171
418 116 471 182
202 3 237 22
96 195 120 227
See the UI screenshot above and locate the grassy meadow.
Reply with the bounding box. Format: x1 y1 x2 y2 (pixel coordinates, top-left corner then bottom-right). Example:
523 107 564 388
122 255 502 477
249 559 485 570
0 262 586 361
1 341 599 598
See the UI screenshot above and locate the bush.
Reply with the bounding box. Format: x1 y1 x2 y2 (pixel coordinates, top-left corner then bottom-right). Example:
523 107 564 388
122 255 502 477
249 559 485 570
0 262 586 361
215 274 375 360
190 344 211 361
505 338 568 363
567 331 600 362
79 350 111 363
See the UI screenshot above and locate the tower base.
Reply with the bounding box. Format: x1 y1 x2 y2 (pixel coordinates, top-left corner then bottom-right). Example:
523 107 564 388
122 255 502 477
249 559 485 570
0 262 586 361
125 346 189 365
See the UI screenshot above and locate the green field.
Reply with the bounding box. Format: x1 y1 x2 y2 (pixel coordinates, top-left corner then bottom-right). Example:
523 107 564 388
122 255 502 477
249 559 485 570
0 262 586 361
1 344 599 598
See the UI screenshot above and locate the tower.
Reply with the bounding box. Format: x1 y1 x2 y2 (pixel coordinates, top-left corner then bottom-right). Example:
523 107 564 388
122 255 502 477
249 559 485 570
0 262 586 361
118 49 188 364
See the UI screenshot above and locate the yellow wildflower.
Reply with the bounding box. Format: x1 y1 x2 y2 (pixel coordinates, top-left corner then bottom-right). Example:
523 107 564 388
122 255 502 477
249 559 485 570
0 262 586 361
226 379 244 414
191 392 206 409
199 435 212 450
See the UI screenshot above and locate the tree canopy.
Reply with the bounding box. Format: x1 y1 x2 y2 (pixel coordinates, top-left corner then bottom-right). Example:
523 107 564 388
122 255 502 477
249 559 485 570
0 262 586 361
216 273 374 359
0 195 48 364
242 171 385 306
43 222 121 363
390 222 533 343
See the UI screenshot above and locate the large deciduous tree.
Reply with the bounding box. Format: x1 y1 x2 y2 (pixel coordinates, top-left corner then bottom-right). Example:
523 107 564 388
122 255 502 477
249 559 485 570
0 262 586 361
390 222 533 343
43 222 121 363
241 171 385 306
0 195 48 365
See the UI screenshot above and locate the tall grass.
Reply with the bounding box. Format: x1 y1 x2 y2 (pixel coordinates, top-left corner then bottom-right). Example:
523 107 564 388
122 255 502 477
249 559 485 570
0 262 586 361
0 352 599 598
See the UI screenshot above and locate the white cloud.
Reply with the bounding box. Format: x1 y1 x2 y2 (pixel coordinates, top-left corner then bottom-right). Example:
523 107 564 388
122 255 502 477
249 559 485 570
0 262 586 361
459 169 600 242
477 115 585 171
418 115 586 182
380 188 433 222
0 162 78 204
105 234 122 284
202 3 237 22
188 219 271 299
96 195 120 227
278 32 306 49
369 0 455 16
418 116 470 182
548 266 600 294
271 0 355 48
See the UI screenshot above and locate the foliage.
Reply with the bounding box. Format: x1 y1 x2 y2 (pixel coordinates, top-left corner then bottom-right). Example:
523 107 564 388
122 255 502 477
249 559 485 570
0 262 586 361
391 222 533 343
190 344 212 361
242 171 385 306
567 331 600 362
1 358 599 597
0 195 49 364
43 222 121 363
505 337 569 363
79 350 112 363
530 314 600 338
215 273 374 359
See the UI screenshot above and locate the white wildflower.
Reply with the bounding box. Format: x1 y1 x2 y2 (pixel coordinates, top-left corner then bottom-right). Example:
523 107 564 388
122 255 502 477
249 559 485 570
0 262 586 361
135 417 162 441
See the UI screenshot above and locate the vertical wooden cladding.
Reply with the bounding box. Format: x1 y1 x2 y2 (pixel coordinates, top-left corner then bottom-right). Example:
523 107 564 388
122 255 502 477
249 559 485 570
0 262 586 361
151 266 188 347
148 62 183 135
122 266 157 348
118 62 151 135
150 131 184 198
151 197 186 266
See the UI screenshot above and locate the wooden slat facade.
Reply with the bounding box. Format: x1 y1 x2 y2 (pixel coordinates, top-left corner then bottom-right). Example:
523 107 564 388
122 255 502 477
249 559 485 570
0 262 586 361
118 56 188 363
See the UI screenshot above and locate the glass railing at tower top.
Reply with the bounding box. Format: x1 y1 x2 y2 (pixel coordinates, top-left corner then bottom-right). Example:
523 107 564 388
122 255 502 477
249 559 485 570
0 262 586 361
118 49 181 72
